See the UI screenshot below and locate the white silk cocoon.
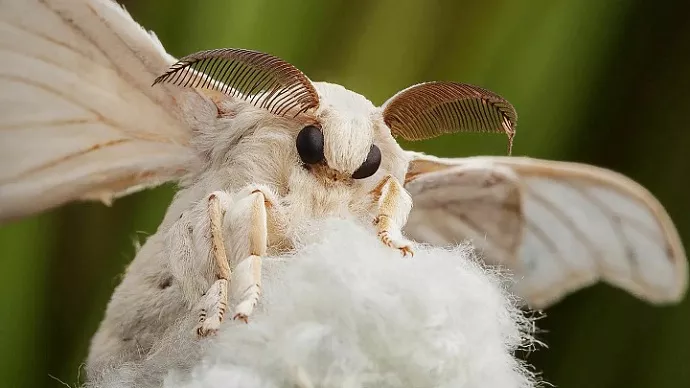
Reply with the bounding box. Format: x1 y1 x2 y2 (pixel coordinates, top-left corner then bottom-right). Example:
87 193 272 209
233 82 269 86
89 219 536 388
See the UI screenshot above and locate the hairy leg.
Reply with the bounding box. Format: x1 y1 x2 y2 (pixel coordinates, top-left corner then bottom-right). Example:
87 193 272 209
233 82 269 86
230 189 269 322
196 187 273 336
370 175 415 256
195 192 233 337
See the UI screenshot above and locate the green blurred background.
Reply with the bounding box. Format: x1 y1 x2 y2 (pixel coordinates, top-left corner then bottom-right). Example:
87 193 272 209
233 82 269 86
1 0 689 387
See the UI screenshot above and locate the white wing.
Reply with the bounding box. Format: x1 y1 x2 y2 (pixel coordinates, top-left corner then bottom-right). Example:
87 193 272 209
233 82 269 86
404 152 688 308
0 0 203 222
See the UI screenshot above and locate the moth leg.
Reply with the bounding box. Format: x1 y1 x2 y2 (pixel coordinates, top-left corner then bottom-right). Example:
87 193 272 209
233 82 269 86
230 188 270 323
196 192 233 337
371 174 415 257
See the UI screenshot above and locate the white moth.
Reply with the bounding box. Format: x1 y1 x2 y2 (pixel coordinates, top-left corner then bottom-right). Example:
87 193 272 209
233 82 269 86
0 0 687 382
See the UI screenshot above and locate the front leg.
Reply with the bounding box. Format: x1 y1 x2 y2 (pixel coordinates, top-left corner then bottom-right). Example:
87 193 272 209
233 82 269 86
370 175 415 257
195 193 233 337
196 187 274 336
229 188 270 323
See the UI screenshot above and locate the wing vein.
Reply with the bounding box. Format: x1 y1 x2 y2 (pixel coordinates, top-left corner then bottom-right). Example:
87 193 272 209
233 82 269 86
0 118 95 131
0 44 105 87
38 0 177 125
0 138 132 184
525 186 603 263
0 73 100 118
0 74 177 144
524 217 560 257
0 19 111 69
566 183 663 289
444 202 519 252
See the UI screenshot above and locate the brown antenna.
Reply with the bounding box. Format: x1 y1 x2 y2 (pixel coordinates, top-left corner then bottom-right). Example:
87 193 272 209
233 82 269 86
153 48 320 117
382 82 517 154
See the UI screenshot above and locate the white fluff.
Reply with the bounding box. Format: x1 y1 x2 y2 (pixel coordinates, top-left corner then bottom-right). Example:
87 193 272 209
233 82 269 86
89 219 536 388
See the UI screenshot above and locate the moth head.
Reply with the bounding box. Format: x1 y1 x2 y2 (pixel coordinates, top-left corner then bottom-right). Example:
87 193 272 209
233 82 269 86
307 82 382 180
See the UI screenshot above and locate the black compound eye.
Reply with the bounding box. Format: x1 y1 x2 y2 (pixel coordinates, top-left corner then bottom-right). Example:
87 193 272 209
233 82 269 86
296 125 325 164
352 144 381 179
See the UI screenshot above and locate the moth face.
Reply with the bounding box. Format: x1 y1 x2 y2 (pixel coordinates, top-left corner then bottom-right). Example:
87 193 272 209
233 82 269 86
295 82 384 182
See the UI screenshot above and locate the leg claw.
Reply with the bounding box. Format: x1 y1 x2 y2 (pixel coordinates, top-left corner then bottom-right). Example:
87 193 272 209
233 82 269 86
232 296 257 324
233 313 249 323
399 245 414 257
378 230 415 257
196 315 222 338
194 279 228 338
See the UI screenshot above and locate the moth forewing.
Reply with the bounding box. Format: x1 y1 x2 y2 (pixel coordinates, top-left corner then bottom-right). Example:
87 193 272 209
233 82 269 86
0 0 198 222
502 157 687 305
402 153 688 308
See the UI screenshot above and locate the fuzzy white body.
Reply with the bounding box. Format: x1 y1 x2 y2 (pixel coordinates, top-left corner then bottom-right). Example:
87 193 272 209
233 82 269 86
87 82 413 377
